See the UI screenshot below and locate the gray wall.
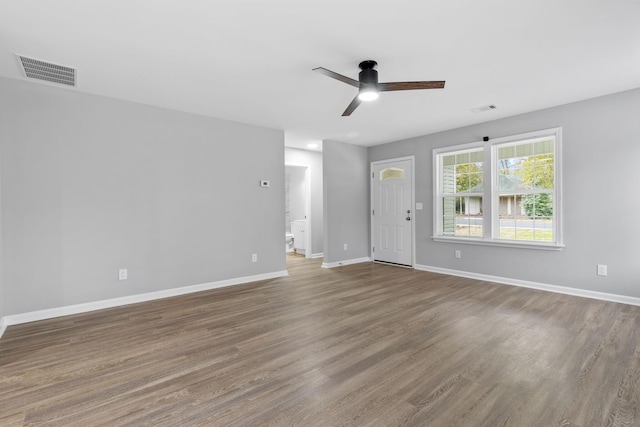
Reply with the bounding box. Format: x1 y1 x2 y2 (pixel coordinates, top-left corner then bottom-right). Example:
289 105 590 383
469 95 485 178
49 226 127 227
285 148 324 257
0 77 285 316
323 140 369 264
0 119 3 321
370 88 640 297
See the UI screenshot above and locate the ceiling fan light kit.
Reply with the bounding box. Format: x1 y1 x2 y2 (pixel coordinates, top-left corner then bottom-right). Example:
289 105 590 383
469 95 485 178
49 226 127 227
358 88 379 102
313 60 445 116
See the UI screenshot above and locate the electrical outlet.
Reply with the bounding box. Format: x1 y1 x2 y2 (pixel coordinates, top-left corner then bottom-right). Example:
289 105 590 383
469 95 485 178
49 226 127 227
455 250 461 259
118 268 128 280
252 253 258 262
597 264 607 276
344 243 348 251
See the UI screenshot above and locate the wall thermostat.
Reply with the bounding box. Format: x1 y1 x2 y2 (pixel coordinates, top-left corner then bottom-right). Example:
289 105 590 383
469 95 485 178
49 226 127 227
260 180 270 188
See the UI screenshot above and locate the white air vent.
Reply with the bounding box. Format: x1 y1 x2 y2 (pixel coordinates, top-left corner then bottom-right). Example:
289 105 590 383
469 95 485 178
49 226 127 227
16 55 76 87
471 104 497 113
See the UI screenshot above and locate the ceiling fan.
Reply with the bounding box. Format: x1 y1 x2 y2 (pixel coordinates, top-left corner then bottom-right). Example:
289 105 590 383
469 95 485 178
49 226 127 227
313 60 445 116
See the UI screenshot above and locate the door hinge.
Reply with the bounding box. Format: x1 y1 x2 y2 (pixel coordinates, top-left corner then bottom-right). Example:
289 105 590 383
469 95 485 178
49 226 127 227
372 246 375 253
372 172 374 178
372 209 375 216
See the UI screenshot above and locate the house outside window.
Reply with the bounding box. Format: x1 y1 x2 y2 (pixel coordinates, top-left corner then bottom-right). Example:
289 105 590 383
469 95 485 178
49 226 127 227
433 128 563 249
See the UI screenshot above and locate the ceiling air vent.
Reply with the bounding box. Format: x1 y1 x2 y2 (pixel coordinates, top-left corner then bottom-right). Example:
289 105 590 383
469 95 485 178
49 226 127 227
471 104 497 113
16 55 76 87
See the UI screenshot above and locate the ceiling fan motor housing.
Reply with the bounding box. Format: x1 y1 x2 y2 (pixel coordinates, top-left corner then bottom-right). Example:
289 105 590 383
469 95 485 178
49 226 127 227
359 60 378 88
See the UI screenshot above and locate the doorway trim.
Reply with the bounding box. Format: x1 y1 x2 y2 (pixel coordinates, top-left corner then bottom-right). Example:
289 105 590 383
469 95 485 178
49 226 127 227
285 163 312 258
370 156 416 267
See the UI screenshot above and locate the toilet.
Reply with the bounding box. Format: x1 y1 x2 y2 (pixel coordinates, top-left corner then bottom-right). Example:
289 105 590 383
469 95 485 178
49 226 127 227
285 232 294 252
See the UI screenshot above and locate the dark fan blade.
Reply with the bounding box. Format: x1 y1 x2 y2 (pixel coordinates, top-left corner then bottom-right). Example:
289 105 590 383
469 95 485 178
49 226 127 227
342 95 362 116
378 81 446 91
313 67 360 88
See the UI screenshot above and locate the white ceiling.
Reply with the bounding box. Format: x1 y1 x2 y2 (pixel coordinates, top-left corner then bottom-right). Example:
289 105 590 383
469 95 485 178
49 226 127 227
1 1 639 151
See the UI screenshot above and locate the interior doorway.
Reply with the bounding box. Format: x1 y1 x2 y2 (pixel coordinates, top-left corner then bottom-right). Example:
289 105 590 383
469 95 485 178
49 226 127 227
285 164 311 258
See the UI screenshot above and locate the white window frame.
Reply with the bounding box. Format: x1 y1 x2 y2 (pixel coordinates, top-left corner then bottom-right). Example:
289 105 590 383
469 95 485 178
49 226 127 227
432 127 563 250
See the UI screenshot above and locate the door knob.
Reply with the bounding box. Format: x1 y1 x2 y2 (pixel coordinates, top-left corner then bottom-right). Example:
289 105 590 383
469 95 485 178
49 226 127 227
406 216 411 221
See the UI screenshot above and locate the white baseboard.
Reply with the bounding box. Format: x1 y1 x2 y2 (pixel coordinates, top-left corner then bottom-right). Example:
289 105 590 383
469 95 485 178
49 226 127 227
311 252 324 259
322 257 371 269
415 264 640 307
0 270 288 340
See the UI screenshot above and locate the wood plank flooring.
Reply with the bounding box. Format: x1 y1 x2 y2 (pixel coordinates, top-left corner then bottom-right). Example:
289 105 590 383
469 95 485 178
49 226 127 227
1 254 639 426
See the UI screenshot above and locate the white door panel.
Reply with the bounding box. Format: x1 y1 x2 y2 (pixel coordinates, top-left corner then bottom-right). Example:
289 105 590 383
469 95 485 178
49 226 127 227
372 159 413 266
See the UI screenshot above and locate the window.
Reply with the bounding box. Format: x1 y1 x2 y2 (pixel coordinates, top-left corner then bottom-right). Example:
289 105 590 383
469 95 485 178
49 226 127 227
440 148 484 237
380 167 404 180
495 137 555 242
433 128 562 249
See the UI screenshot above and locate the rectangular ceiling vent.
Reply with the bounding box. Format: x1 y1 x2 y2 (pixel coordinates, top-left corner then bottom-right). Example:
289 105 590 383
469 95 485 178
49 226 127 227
16 55 76 87
471 104 497 113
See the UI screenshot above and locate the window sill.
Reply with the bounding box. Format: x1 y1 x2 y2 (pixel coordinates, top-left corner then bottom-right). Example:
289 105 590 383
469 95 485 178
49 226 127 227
431 236 565 251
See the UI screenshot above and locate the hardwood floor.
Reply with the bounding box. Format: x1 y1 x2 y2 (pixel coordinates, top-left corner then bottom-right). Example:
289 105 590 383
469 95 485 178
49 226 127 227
1 254 639 426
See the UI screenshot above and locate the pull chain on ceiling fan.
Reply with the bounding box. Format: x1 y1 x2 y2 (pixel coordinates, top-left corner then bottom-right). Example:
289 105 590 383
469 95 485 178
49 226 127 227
313 60 445 116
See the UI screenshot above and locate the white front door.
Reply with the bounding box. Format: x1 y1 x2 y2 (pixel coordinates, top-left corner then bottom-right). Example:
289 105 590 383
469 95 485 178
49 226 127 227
371 158 413 266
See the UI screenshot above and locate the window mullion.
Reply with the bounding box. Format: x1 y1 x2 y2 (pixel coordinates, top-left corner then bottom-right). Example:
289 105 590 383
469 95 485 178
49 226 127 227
487 143 495 240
